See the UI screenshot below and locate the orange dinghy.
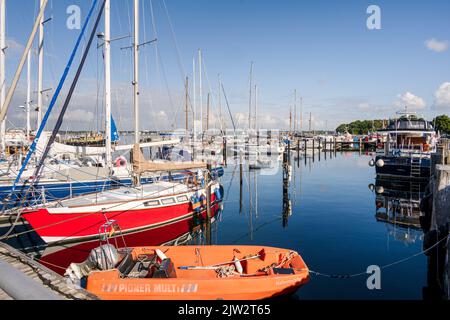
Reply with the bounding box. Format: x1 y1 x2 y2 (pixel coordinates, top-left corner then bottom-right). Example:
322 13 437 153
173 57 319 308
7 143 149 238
68 245 310 300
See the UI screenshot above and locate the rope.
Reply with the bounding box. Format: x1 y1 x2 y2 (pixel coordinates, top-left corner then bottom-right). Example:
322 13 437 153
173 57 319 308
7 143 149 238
307 233 449 279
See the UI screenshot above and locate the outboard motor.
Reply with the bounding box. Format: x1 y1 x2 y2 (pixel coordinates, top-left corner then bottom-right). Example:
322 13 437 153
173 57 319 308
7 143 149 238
65 244 122 285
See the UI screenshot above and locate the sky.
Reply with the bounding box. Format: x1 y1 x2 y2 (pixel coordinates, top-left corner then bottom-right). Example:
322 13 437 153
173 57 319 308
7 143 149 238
2 0 450 132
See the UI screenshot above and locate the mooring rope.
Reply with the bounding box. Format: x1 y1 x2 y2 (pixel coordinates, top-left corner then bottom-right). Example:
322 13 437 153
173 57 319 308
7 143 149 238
305 233 449 279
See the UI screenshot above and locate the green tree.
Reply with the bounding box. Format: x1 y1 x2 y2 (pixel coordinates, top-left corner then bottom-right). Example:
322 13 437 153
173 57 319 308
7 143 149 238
433 115 450 134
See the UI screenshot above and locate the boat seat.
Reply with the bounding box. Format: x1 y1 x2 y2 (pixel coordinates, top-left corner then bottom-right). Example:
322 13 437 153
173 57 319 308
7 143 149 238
117 253 136 276
152 258 177 278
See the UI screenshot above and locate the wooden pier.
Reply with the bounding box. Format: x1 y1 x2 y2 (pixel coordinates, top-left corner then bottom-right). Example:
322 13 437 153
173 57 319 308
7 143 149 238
0 242 98 300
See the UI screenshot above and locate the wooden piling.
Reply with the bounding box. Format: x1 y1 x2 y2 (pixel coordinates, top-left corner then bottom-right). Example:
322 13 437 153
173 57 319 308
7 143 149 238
205 162 212 245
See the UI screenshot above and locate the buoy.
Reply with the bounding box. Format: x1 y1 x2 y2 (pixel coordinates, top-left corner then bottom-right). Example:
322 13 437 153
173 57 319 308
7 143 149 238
155 249 168 262
376 159 384 167
114 156 127 168
368 159 375 167
368 183 375 191
234 257 243 274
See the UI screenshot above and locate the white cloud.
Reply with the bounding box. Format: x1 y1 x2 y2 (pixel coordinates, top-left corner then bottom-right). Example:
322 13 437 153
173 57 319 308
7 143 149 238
434 82 450 109
65 109 95 122
5 38 24 53
425 38 449 53
395 92 426 110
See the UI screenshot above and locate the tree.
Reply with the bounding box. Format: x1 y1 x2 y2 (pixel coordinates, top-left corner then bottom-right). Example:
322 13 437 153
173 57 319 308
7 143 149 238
433 115 450 134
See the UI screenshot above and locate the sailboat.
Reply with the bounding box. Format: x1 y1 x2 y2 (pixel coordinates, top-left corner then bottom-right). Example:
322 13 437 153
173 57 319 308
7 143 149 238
19 0 223 245
0 0 221 210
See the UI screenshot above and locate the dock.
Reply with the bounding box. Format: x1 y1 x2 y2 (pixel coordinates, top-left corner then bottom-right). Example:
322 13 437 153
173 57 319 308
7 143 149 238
423 138 450 299
0 241 98 300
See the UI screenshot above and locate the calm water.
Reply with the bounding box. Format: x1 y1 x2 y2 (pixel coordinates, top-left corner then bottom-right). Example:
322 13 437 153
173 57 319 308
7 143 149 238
212 151 427 300
3 150 430 299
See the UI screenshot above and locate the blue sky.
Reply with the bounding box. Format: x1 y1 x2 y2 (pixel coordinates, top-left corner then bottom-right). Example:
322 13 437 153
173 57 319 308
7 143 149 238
3 0 450 131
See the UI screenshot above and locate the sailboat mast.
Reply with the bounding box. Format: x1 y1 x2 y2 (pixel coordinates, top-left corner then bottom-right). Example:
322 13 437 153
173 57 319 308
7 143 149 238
36 0 44 130
133 0 140 144
0 0 5 152
254 85 258 131
26 51 31 139
294 89 297 133
0 0 48 133
218 73 222 131
198 49 202 134
192 57 196 142
248 62 253 131
104 0 112 168
185 76 188 135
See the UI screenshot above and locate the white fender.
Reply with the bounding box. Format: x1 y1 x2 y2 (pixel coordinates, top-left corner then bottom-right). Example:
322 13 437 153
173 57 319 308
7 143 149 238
234 257 243 274
155 249 168 261
376 159 384 167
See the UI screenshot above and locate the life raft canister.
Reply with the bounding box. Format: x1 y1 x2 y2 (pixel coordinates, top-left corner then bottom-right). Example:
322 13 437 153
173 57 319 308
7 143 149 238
114 156 127 168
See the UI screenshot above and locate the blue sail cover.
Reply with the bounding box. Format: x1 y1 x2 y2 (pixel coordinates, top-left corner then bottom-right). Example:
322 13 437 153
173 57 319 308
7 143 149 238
111 115 119 142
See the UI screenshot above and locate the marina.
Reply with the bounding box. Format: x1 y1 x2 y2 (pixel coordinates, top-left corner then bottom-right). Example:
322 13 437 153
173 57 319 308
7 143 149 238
0 0 449 305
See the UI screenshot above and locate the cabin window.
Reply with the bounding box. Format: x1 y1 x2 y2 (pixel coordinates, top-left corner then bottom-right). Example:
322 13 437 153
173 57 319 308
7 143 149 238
144 200 160 207
161 198 176 205
177 195 189 202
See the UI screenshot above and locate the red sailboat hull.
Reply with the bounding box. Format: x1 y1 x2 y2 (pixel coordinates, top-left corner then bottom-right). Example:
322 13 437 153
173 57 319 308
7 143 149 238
23 192 220 245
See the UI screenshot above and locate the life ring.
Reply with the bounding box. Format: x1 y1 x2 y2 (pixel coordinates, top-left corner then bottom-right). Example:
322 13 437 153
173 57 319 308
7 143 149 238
423 143 429 152
114 156 127 168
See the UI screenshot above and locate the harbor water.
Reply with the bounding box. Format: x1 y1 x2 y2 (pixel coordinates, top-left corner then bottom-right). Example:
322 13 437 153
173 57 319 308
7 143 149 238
2 151 429 300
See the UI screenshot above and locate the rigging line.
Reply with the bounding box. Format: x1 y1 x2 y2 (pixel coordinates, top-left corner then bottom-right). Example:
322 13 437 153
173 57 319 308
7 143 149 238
5 0 102 202
221 83 236 133
160 0 186 83
1 0 105 237
201 55 221 130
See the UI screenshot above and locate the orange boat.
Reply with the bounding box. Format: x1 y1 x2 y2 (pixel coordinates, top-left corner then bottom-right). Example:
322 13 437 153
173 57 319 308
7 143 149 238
70 245 310 300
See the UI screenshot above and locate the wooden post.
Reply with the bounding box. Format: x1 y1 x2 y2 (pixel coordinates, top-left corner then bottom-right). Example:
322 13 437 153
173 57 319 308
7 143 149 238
334 136 337 154
359 137 362 154
222 136 227 166
239 159 243 214
205 162 212 245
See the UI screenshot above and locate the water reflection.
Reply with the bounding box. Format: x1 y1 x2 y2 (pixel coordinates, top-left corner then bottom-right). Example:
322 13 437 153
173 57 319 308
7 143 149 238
371 177 427 231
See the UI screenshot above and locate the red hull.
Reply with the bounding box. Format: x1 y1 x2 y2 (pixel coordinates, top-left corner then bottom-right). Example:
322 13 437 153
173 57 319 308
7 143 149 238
23 194 219 244
37 205 220 275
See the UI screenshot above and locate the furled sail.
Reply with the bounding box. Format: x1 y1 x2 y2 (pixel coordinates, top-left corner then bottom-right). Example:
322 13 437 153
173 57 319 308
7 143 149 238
132 144 206 173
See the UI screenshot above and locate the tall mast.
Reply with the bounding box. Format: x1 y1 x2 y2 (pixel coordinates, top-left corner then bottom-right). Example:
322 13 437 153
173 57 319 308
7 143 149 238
218 73 222 132
104 0 112 168
133 0 140 144
254 85 258 131
0 0 6 152
198 49 202 134
294 89 297 133
206 92 210 131
0 0 48 132
36 0 44 130
289 106 292 133
248 62 253 130
26 51 31 139
185 76 188 135
192 57 196 141
300 96 303 133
